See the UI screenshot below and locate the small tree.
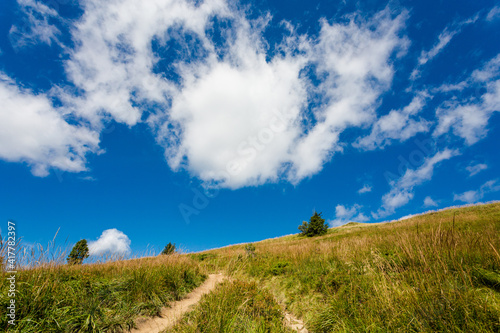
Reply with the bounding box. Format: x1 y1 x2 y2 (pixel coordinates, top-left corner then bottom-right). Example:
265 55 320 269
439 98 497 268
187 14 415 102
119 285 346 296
245 243 256 257
298 212 329 237
161 242 176 255
298 221 308 235
67 239 89 265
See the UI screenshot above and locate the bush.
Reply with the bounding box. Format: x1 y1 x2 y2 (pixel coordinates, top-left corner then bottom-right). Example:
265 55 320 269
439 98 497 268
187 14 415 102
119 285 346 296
67 239 89 265
298 212 328 237
245 243 256 257
162 242 176 255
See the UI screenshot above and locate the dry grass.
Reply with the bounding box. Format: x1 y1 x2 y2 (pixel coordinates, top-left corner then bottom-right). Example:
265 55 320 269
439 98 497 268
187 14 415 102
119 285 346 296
1 203 499 332
191 202 500 332
0 253 206 332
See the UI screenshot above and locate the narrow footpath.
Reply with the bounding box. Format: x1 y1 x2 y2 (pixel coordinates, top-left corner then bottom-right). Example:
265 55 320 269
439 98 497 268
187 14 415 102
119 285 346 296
128 273 308 333
129 273 226 333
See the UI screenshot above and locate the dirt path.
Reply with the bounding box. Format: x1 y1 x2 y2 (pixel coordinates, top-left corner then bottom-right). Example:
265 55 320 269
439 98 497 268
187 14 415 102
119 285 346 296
284 311 309 333
129 273 226 333
129 273 307 333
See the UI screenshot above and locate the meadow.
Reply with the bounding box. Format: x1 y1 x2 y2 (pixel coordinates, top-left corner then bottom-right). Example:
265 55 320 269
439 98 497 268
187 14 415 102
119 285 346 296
0 255 205 332
1 202 500 332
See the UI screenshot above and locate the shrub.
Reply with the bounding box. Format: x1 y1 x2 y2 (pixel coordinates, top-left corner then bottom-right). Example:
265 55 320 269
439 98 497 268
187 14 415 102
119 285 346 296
245 243 256 257
161 242 176 255
67 239 89 265
298 212 328 237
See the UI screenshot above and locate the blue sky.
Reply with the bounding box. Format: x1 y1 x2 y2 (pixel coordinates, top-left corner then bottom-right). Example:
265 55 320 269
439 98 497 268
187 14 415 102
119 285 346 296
1 0 499 257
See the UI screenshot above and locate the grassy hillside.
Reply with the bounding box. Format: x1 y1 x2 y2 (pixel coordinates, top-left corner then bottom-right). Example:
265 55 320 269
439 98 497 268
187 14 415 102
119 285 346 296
170 280 295 333
0 255 206 332
187 202 500 332
1 202 500 332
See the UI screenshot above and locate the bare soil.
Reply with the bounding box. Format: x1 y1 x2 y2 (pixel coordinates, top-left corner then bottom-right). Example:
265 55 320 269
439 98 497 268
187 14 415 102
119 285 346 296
284 311 309 332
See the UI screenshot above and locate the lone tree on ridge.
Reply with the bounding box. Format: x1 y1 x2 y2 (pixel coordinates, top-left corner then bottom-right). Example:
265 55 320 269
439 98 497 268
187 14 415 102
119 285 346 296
161 242 176 255
67 239 89 265
298 211 329 237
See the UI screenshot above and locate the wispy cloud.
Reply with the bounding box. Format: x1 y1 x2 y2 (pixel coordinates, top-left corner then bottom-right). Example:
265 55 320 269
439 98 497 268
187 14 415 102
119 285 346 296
454 180 500 203
358 184 372 194
9 0 61 51
433 54 500 145
423 196 438 207
354 93 430 150
88 229 131 256
374 149 458 218
411 16 478 80
466 162 488 177
79 175 97 182
418 29 457 66
330 204 369 227
486 6 500 22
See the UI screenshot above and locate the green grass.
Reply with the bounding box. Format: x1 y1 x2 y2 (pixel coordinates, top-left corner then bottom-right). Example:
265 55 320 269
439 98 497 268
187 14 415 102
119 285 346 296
200 202 500 332
0 255 205 332
169 280 294 333
1 202 500 332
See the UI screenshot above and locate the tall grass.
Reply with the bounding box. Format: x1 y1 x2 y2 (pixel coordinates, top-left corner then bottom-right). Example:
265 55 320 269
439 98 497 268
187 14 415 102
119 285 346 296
1 203 499 332
197 203 500 332
170 280 294 333
0 254 206 332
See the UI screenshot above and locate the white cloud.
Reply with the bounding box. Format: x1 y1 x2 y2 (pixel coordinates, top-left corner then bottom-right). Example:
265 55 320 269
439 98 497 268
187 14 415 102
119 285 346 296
280 9 409 184
472 54 500 82
434 103 490 145
434 54 500 145
358 184 372 194
354 93 430 150
151 6 409 188
410 29 456 80
330 204 369 227
433 54 500 93
2 1 444 190
88 229 131 256
434 81 468 93
466 162 487 176
62 0 228 127
0 73 100 176
418 29 457 66
486 6 500 22
374 149 458 218
453 190 480 203
164 57 308 188
454 179 500 203
423 196 438 207
411 16 478 80
9 0 61 51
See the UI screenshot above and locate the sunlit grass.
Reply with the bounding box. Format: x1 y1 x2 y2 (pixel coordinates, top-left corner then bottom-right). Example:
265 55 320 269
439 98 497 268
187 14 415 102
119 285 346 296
169 279 294 333
194 202 500 332
0 252 206 332
1 202 499 332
